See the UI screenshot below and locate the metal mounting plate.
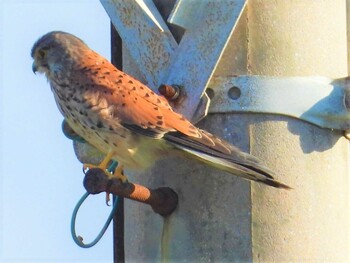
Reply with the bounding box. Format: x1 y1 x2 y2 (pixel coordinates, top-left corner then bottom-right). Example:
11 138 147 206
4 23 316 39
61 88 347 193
208 76 350 130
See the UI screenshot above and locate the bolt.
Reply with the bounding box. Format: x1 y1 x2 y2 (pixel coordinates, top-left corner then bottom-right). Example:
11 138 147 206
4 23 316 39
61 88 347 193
158 84 181 101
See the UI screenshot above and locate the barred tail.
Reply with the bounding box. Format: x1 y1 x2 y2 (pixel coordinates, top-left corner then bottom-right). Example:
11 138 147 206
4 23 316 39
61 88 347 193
164 129 291 190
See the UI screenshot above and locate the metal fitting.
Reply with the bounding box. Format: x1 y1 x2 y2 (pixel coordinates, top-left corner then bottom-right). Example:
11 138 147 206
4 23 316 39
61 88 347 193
83 168 178 217
158 84 181 101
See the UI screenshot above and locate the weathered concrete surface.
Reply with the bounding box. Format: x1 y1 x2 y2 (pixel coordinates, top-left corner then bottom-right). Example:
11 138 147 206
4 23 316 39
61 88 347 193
247 1 349 262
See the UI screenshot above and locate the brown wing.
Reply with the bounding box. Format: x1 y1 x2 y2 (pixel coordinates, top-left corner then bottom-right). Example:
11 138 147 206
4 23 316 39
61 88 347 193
76 50 290 189
79 51 201 138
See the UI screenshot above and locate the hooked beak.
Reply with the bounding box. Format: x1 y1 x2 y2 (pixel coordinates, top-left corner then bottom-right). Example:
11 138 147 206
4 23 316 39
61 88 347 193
32 61 38 74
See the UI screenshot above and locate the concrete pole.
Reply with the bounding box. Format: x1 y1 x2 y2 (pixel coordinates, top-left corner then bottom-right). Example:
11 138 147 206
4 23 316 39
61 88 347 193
246 0 349 261
122 1 349 262
123 5 254 261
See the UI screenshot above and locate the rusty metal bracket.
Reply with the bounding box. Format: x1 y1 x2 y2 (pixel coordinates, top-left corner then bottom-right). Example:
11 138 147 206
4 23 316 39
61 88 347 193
83 168 178 217
208 75 350 131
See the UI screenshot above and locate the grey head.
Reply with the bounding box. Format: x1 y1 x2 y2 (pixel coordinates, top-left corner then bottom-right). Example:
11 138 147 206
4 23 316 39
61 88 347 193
31 31 88 77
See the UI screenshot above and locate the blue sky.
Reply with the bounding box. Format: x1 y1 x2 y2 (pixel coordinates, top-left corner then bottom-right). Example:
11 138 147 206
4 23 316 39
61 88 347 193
0 1 114 262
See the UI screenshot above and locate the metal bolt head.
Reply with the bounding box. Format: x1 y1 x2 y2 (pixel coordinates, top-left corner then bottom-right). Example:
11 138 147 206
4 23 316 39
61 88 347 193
228 86 241 100
158 84 181 101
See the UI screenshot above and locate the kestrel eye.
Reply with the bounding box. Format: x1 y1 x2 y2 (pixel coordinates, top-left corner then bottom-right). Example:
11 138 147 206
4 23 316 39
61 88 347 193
38 49 46 59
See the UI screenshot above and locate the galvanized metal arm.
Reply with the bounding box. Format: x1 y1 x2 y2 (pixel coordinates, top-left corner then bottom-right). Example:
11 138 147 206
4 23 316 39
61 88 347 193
208 76 350 133
100 0 247 122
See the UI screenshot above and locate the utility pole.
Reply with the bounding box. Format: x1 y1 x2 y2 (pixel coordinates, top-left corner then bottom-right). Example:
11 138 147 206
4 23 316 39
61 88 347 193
101 0 350 261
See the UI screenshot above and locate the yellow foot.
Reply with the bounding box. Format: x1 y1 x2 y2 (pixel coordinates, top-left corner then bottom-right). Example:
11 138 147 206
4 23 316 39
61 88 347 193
112 164 128 183
83 163 110 173
83 150 116 177
82 150 128 205
105 165 127 206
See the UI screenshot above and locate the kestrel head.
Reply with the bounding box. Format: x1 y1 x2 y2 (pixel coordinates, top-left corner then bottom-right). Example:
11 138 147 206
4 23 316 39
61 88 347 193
31 31 88 78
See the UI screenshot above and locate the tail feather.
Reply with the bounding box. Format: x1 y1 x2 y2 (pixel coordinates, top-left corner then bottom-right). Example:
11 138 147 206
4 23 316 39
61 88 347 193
164 130 291 190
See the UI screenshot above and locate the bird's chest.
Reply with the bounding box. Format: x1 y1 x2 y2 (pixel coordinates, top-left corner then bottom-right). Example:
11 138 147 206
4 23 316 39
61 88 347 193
53 85 124 142
51 84 164 169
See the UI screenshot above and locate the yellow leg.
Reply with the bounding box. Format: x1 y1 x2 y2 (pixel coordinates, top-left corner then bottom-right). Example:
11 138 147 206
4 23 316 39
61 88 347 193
83 150 128 183
83 150 115 174
113 164 128 183
106 163 128 206
83 151 129 205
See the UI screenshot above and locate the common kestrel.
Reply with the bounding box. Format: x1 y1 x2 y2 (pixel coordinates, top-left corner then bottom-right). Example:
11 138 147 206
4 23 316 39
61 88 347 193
31 31 290 189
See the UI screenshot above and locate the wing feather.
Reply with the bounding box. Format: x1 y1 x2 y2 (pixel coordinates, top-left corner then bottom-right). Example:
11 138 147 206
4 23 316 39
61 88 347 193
80 53 201 138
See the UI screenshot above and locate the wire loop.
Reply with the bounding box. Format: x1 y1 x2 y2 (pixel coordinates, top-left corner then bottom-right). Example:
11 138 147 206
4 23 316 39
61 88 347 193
71 161 119 248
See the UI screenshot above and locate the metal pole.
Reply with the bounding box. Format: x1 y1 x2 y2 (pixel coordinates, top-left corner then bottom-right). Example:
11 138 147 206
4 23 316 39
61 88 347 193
246 1 349 261
111 24 125 263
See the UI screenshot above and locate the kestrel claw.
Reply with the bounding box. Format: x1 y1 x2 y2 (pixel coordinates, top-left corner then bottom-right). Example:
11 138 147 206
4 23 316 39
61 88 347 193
31 31 291 190
82 150 127 182
82 151 114 174
82 149 127 205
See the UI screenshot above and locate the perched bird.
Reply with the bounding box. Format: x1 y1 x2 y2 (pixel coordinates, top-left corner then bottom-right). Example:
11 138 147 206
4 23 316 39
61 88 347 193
31 31 290 189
